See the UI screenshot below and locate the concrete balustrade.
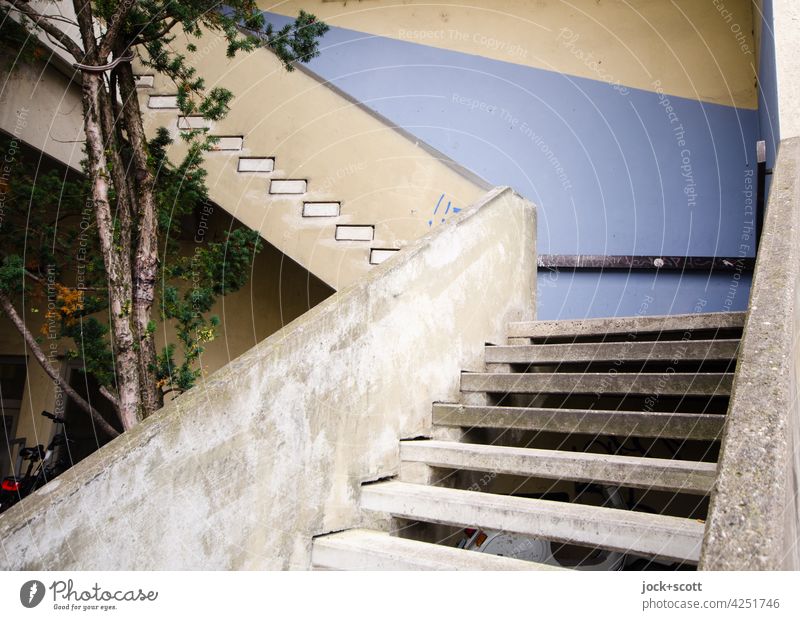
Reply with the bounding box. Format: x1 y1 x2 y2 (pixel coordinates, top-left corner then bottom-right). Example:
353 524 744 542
700 137 800 570
0 186 536 570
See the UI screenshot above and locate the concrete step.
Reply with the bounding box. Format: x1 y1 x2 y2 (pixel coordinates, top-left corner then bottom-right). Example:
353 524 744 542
237 157 275 173
361 482 704 563
460 372 733 396
269 179 307 194
148 94 178 109
302 201 340 217
311 528 560 570
401 440 716 494
431 404 724 440
370 248 400 265
485 339 740 365
335 225 374 241
508 311 746 340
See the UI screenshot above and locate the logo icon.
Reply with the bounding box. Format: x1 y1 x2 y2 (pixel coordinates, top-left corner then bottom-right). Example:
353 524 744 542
20 580 45 608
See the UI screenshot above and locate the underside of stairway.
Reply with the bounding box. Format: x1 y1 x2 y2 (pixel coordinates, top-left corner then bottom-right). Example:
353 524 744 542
312 311 744 571
132 32 488 292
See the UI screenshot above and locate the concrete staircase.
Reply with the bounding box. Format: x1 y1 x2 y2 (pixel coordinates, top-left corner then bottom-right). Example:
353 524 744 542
138 80 393 273
131 33 487 291
312 311 744 570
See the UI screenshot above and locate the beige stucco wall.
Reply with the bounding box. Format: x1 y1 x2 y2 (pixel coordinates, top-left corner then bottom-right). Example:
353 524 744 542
0 61 84 171
0 186 536 570
136 30 489 291
268 0 758 109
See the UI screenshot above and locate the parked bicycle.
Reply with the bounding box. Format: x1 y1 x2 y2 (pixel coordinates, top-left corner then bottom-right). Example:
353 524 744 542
0 411 73 514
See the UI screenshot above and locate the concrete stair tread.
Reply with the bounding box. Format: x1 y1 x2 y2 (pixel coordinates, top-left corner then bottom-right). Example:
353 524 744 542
508 311 746 339
401 440 716 494
311 528 561 570
460 372 733 396
485 339 740 364
431 403 724 440
361 481 704 564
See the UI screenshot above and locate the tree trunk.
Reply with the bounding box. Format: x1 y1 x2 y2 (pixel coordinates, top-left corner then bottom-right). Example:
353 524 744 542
116 58 162 417
78 74 142 430
72 0 142 429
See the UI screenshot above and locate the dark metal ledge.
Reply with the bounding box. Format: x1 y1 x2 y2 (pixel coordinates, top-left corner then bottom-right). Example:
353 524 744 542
538 254 755 272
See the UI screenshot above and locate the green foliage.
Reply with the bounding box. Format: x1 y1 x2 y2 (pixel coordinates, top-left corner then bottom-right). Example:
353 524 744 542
0 129 262 397
0 255 25 295
0 2 327 403
152 134 263 393
127 2 328 142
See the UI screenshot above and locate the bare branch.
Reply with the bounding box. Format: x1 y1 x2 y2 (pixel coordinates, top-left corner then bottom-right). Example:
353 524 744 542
99 384 120 410
5 0 85 61
0 290 120 437
98 385 123 427
132 17 180 45
98 0 138 58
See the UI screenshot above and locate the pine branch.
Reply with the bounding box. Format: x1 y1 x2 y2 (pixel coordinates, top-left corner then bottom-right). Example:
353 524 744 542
133 17 180 45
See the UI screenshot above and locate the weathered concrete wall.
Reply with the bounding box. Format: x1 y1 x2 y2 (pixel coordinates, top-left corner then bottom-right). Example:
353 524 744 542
0 61 84 171
700 137 800 570
0 145 333 458
0 187 536 570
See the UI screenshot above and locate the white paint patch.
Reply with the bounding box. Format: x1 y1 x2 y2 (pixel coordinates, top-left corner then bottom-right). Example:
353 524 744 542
178 116 211 130
335 225 374 241
270 179 307 194
303 202 340 217
134 75 154 88
210 136 244 151
148 95 178 109
369 248 399 264
238 157 275 173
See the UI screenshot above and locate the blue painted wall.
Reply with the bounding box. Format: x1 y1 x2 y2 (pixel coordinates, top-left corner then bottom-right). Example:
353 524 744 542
757 0 779 183
267 12 759 318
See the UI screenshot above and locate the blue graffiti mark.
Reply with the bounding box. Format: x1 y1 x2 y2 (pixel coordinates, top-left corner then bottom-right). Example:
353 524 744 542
430 193 460 227
433 193 444 215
